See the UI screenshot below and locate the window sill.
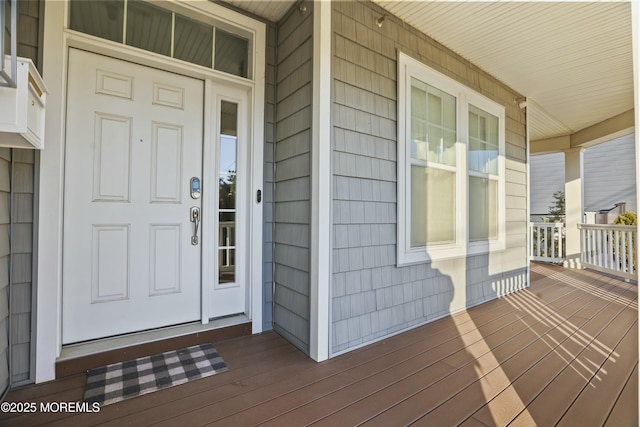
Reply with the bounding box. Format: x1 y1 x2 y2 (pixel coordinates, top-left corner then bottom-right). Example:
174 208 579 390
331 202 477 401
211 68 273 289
397 240 506 267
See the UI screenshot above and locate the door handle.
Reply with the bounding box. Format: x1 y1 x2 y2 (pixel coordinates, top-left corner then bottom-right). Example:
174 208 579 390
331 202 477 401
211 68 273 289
190 206 200 245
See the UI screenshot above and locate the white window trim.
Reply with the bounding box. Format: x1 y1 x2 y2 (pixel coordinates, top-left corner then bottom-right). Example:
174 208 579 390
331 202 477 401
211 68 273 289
397 52 505 266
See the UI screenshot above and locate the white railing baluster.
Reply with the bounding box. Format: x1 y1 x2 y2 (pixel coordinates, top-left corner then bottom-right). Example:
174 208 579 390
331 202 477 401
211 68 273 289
620 231 629 271
596 229 602 268
578 223 637 281
605 229 610 269
592 229 597 265
580 227 586 266
529 224 534 258
627 229 638 279
529 222 565 263
528 221 637 281
537 224 542 258
614 230 620 273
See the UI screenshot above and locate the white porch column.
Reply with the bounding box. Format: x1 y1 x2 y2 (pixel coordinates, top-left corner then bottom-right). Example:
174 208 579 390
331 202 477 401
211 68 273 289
564 148 584 268
633 0 639 292
310 0 331 362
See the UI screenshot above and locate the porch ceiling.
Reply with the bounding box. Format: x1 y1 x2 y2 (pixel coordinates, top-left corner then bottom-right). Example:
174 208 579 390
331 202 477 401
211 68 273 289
223 1 634 148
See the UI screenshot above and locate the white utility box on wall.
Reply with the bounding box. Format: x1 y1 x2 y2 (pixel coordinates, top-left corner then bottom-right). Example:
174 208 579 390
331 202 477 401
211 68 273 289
0 56 48 149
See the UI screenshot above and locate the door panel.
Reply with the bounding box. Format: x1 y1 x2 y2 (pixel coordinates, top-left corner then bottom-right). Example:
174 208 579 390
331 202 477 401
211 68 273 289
62 49 204 344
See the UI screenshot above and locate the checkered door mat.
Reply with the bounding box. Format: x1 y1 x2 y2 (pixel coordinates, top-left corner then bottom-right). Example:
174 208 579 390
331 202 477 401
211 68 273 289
83 343 228 406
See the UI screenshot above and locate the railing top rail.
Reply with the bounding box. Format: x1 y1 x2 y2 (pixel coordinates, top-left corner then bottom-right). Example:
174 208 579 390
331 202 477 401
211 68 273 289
577 224 637 231
529 222 565 227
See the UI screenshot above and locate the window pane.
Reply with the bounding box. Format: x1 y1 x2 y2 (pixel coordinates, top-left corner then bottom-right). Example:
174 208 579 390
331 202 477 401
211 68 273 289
218 213 235 247
126 1 171 56
219 101 238 284
219 172 235 210
220 135 237 175
428 92 442 124
442 129 457 166
219 249 235 283
411 166 455 246
220 101 238 136
219 133 237 211
219 102 238 210
410 78 456 166
427 125 457 166
218 209 235 284
215 28 248 78
4 0 11 54
469 176 498 241
174 15 213 67
468 105 499 175
70 0 124 43
411 80 427 160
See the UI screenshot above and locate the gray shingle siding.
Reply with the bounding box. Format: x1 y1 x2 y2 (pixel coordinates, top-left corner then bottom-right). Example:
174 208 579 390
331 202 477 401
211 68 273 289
0 147 36 392
272 3 313 354
0 0 41 392
3 0 41 71
330 0 528 355
10 150 35 385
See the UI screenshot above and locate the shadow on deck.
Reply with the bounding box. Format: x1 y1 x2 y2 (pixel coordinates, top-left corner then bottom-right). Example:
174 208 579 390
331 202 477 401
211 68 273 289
1 263 637 426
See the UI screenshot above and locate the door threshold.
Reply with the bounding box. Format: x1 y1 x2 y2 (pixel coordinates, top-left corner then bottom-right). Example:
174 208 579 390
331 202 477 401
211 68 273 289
56 315 251 378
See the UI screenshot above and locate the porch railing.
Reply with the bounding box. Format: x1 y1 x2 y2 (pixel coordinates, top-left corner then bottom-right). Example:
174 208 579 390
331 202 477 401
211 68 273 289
219 221 235 269
578 224 637 281
529 222 566 263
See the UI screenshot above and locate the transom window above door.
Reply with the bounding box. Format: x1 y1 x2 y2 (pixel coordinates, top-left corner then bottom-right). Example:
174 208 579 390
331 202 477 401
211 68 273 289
68 0 250 78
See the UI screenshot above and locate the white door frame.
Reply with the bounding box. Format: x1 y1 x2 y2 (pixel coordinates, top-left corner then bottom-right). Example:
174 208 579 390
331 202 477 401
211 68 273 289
38 0 265 382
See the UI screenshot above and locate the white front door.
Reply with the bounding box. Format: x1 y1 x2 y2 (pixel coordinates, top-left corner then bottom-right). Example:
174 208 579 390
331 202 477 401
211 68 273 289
62 49 205 344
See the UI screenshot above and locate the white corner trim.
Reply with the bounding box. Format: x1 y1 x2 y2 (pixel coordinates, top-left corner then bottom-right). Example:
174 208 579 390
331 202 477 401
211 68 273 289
632 0 640 288
37 0 66 383
250 19 266 334
310 0 332 362
525 96 531 289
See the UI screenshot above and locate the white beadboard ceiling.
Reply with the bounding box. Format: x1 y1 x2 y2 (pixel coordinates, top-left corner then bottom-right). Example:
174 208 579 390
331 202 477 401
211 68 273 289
374 1 634 142
221 0 295 22
223 0 634 143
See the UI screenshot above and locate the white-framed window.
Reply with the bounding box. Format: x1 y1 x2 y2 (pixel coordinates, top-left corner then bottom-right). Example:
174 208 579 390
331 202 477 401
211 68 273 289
397 52 505 265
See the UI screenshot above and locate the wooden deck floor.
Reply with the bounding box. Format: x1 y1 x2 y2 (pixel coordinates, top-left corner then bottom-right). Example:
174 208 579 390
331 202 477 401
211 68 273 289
2 263 637 426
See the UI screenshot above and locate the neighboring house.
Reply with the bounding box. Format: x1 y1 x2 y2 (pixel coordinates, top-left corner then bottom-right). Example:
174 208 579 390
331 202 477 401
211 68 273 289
531 134 637 222
0 0 634 395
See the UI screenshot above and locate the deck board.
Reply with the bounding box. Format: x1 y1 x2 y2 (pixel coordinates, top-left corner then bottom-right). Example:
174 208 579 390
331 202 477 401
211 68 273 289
218 275 585 426
412 295 627 424
52 338 309 427
604 363 638 427
422 276 637 426
508 284 637 427
1 263 636 427
557 320 638 426
313 272 629 426
465 273 637 426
